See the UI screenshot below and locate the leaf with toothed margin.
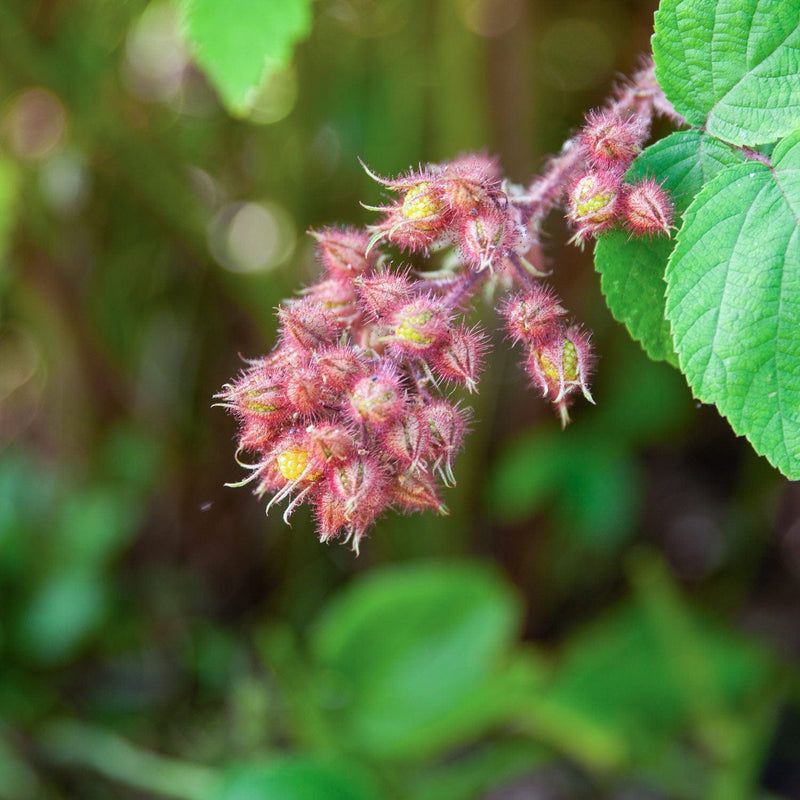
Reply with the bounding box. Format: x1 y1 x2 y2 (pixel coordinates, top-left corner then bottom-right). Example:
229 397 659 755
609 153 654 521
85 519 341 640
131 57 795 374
665 130 800 480
652 0 800 146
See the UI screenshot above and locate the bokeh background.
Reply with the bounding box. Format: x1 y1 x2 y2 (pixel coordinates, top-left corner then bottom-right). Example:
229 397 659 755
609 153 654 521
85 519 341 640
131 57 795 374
1 0 800 798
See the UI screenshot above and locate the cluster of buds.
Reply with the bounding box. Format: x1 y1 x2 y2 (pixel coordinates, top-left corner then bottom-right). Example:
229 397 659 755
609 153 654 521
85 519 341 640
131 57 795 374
501 287 594 427
566 110 674 244
219 57 679 552
218 225 484 553
363 154 531 274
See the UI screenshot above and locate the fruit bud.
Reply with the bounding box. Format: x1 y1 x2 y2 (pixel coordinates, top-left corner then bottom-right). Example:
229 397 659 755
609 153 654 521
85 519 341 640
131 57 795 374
388 298 451 354
310 226 377 278
502 287 567 346
567 172 621 243
526 326 594 427
581 110 645 171
278 298 343 352
430 325 485 392
622 178 674 237
348 370 406 427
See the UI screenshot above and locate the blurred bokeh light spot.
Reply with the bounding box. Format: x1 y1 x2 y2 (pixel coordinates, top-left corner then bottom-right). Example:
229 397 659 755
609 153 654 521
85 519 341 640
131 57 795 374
0 325 43 443
38 151 91 217
539 18 612 91
124 1 189 103
247 65 298 125
3 88 66 161
209 201 296 273
459 0 524 38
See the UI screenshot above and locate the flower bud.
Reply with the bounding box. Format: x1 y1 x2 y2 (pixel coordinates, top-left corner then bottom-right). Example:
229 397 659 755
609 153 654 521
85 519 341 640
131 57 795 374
310 226 377 278
389 471 447 514
458 203 507 271
314 345 368 392
567 172 621 243
622 178 674 237
502 287 567 346
526 326 594 427
430 325 485 392
380 410 430 470
356 271 413 319
278 298 343 352
423 401 469 486
581 110 645 172
388 298 451 354
348 370 406 427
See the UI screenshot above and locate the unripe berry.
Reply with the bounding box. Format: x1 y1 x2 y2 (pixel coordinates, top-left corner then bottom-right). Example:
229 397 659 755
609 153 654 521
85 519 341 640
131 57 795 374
581 110 645 172
567 172 621 243
622 178 674 237
502 287 567 346
526 326 594 427
310 226 377 278
430 325 485 392
388 298 451 354
348 371 406 427
401 182 447 228
278 298 343 352
356 271 413 319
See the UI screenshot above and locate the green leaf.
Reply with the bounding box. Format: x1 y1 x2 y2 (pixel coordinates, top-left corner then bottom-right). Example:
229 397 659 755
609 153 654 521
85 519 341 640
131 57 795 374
181 0 312 116
653 0 800 145
17 571 109 665
309 562 521 759
212 757 380 800
665 131 800 479
594 130 743 364
529 586 773 769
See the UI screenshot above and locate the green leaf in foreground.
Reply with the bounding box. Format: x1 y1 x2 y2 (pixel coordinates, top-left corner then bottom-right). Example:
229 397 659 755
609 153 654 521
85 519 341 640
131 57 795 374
309 562 521 759
594 131 742 364
181 0 312 115
665 131 800 479
652 0 800 145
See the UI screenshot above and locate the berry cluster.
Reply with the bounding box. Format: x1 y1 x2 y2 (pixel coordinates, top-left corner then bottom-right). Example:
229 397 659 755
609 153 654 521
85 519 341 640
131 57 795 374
567 110 674 244
219 58 678 551
217 224 484 553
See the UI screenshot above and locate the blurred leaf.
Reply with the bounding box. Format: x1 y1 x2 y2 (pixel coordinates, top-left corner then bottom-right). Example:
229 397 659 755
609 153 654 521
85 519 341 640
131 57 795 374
0 733 39 800
53 486 138 571
17 570 108 665
308 562 522 759
211 757 380 800
181 0 313 116
486 429 638 549
408 737 548 800
525 561 774 770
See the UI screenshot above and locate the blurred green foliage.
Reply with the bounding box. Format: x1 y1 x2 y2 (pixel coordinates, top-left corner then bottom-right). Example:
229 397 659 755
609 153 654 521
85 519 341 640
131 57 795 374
0 0 798 798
